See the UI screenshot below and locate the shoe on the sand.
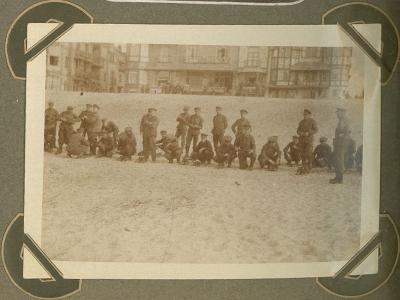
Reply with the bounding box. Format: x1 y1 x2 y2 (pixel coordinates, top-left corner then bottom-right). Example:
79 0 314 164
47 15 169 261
329 178 343 184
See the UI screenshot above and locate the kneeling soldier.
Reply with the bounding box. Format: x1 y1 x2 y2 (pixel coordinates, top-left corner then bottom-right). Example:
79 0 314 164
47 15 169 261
66 128 90 158
215 135 237 168
101 118 119 146
283 136 301 166
191 133 214 165
97 131 114 158
234 125 256 170
117 127 137 161
313 137 332 169
156 130 182 163
258 136 281 171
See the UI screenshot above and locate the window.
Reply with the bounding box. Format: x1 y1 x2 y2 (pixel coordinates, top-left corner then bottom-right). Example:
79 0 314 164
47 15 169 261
65 57 70 68
129 45 140 61
247 47 259 66
185 46 198 63
159 46 169 63
49 56 59 66
128 71 139 84
277 70 289 82
217 47 228 62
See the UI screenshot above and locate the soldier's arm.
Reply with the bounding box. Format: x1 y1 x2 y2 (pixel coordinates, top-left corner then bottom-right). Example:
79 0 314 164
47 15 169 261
250 136 256 152
153 117 159 129
311 119 318 135
283 143 290 153
231 121 237 134
223 116 228 129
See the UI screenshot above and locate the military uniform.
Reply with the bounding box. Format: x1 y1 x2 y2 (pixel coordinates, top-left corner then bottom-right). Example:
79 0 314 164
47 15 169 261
344 138 356 170
156 134 182 163
231 117 251 136
102 120 119 145
97 135 114 158
296 117 318 173
185 114 203 156
86 111 103 155
175 111 190 149
258 140 281 170
215 138 237 167
355 144 363 173
212 113 228 149
118 130 137 160
313 142 332 169
44 107 59 151
283 140 301 166
234 132 256 169
191 140 214 163
79 109 92 138
57 110 79 153
332 117 351 182
140 113 159 162
66 131 89 157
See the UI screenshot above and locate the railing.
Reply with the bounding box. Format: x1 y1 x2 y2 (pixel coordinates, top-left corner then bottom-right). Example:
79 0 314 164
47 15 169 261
238 59 267 69
183 56 230 64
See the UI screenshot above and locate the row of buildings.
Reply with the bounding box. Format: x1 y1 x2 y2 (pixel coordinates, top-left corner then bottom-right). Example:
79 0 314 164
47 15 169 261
46 43 356 99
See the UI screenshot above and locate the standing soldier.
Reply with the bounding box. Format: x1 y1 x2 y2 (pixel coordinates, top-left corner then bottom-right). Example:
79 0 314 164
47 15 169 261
185 107 203 157
140 108 159 162
296 109 318 175
44 102 59 152
231 109 251 136
117 127 137 161
258 136 281 171
215 135 237 168
57 106 79 154
156 130 182 163
212 106 228 150
234 125 256 170
191 133 214 165
101 118 119 146
86 104 103 155
344 131 356 170
175 105 190 149
330 108 351 184
283 135 301 166
79 104 92 138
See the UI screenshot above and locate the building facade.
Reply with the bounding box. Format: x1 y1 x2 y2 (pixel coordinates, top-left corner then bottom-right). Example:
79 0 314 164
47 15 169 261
47 43 353 99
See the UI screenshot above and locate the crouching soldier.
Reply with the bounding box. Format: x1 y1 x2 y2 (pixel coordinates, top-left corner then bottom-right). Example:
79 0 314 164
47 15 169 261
258 136 281 171
234 125 256 170
283 136 300 166
191 133 214 165
44 102 59 152
97 131 114 158
66 128 90 158
57 106 80 154
117 127 137 161
313 137 332 169
215 135 237 168
101 118 119 146
156 130 182 163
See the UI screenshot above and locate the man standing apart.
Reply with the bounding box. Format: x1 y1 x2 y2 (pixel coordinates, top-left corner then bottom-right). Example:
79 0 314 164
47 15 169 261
44 101 59 152
140 108 159 162
231 109 251 136
57 106 79 154
86 104 103 155
234 125 256 170
175 105 190 149
330 108 351 184
185 107 203 157
79 104 92 138
296 109 318 175
212 106 228 150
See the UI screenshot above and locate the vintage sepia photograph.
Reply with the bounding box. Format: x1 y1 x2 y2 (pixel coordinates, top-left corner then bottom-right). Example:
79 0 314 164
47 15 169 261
24 24 380 279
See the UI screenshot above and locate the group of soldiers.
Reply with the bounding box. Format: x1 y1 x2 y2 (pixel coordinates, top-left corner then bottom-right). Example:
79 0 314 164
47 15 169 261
44 102 362 184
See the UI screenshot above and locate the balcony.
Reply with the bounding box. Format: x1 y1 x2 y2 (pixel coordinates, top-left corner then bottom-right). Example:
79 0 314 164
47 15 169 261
238 59 267 72
269 81 330 89
183 56 231 64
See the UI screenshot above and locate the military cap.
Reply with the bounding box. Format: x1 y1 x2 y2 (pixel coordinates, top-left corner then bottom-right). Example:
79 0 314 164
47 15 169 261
148 108 157 112
216 106 222 110
201 133 208 137
67 106 73 110
160 130 167 134
194 107 201 111
93 104 100 109
304 109 311 114
183 105 190 111
240 109 248 114
320 137 328 142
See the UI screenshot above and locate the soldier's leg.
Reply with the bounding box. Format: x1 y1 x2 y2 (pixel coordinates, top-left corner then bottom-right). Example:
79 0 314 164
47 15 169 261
57 126 65 153
334 147 345 182
212 134 219 150
149 136 156 162
185 132 192 156
249 152 256 169
284 152 292 165
258 155 265 168
238 152 248 169
192 134 199 153
88 132 98 155
143 135 149 161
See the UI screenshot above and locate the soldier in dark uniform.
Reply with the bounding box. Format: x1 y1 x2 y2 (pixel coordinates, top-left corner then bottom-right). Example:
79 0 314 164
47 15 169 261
101 118 119 146
234 125 256 170
283 136 301 166
156 130 182 163
231 109 251 136
185 107 203 157
191 133 214 165
86 104 103 155
175 105 190 149
66 128 90 158
258 136 281 171
296 109 318 175
313 137 332 169
212 106 228 150
79 104 92 138
344 132 356 170
97 131 114 158
117 127 137 161
330 108 351 184
57 106 79 154
215 135 237 168
140 108 159 162
44 102 59 152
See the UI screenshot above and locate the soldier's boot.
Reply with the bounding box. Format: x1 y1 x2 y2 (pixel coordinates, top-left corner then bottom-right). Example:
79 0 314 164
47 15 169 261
329 177 343 184
56 146 63 154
